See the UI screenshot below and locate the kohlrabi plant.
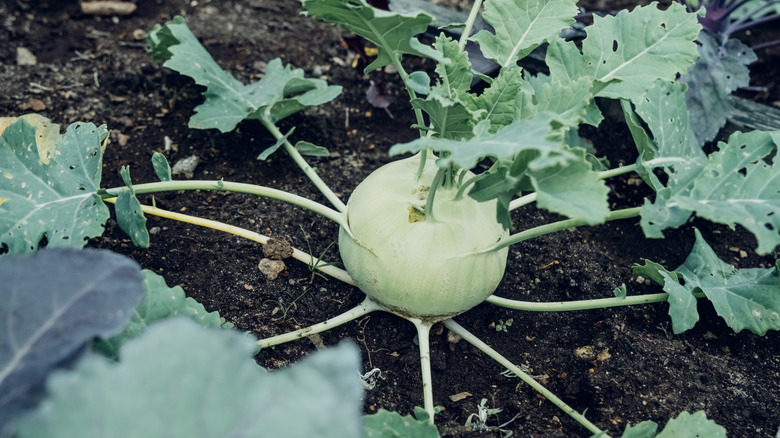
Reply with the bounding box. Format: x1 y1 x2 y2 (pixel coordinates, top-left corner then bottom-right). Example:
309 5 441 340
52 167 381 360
2 0 779 436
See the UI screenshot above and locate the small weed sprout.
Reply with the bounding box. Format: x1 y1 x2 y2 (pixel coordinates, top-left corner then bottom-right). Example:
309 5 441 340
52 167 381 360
358 368 385 390
299 224 339 283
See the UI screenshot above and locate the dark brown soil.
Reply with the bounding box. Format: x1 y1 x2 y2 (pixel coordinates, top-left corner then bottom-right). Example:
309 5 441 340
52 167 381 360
2 0 779 436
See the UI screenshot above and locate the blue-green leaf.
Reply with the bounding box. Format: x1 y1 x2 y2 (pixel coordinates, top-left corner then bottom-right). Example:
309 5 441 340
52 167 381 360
682 31 756 146
147 17 341 133
150 152 172 181
17 320 363 438
0 249 144 437
114 166 149 248
548 3 700 103
302 0 442 74
0 119 109 256
471 0 579 67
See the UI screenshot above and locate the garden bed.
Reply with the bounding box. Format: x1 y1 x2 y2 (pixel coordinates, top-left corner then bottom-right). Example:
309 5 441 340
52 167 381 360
1 0 779 436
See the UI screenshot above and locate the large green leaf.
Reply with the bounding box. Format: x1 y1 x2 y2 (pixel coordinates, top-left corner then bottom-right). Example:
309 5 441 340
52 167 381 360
0 119 109 256
432 34 472 98
17 319 363 438
471 0 579 67
93 270 230 359
302 0 441 73
548 3 700 103
390 114 569 170
636 230 780 335
682 31 756 146
412 88 480 140
466 65 530 131
639 127 780 254
0 249 144 437
147 17 341 133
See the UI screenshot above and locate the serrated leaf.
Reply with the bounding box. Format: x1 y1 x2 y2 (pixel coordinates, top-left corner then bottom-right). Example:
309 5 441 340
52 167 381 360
683 31 757 145
643 230 780 335
363 409 440 438
466 65 529 131
302 0 441 74
17 319 363 438
619 420 658 438
114 166 149 248
656 411 726 437
642 129 780 253
0 249 144 437
147 17 341 133
471 0 579 67
411 87 480 140
390 114 569 170
93 270 230 359
530 153 610 224
0 119 109 256
548 3 700 103
433 34 472 98
151 152 171 181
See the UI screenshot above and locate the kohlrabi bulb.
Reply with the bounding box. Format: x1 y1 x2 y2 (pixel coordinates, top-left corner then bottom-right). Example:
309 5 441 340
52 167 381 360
339 155 508 319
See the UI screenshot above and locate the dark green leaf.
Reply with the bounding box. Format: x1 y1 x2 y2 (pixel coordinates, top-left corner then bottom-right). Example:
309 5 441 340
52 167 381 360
295 141 330 157
363 409 440 437
0 249 144 437
258 127 295 160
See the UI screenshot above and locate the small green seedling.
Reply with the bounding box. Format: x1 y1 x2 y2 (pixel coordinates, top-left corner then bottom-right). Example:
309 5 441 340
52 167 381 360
299 224 339 283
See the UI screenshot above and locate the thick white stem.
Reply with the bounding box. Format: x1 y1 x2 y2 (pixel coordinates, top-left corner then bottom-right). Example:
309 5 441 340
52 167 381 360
410 318 436 423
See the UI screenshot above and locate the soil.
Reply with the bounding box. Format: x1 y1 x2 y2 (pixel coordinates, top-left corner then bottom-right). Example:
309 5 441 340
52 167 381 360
2 0 779 436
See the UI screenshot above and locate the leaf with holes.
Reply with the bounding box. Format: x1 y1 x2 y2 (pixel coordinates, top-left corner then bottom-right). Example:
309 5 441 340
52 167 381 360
0 119 109 256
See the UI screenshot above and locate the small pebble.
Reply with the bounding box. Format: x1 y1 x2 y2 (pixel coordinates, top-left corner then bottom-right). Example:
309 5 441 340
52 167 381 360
16 47 37 65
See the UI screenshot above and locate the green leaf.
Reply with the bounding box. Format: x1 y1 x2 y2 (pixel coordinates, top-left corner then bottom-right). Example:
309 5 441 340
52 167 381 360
642 230 780 335
640 128 780 254
682 32 756 146
363 409 440 437
390 114 569 170
93 270 231 359
302 0 442 74
0 249 144 437
115 166 149 248
295 141 331 157
150 152 172 181
407 71 431 95
258 127 295 160
548 3 700 102
433 34 472 98
530 152 610 224
411 88 480 140
0 119 109 256
681 130 780 254
471 0 579 67
656 411 726 437
147 17 341 133
466 65 529 131
17 319 363 438
618 420 658 438
624 80 706 193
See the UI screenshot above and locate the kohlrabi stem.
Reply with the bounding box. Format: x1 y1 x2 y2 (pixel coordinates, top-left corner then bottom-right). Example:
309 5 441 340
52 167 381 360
483 207 642 253
410 318 436 424
103 198 356 285
258 118 347 212
508 193 537 211
459 0 484 50
424 168 447 222
487 291 706 312
102 180 349 231
442 319 606 437
257 298 383 349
